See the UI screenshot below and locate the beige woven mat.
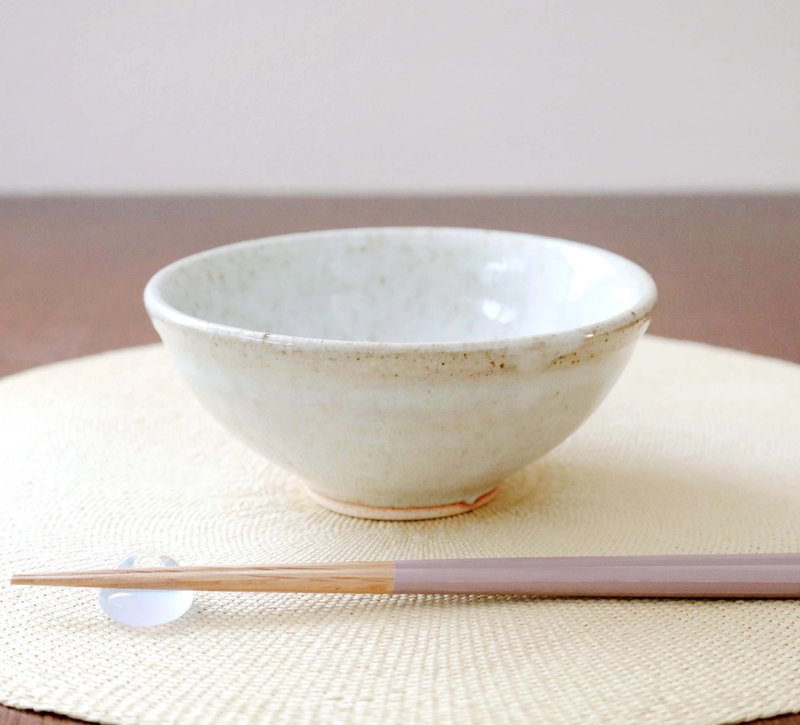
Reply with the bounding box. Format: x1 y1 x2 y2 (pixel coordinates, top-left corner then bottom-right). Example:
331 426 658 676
1 336 799 725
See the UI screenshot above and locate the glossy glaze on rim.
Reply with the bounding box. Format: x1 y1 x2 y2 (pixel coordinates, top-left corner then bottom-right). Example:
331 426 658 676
144 226 657 351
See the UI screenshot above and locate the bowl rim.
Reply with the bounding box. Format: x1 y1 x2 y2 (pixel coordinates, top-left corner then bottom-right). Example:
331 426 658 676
144 226 658 352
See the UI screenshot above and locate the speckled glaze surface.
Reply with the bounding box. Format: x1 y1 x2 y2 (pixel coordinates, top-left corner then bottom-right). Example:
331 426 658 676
144 227 656 519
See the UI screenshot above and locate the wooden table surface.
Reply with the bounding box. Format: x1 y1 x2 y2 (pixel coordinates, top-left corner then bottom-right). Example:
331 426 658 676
1 195 798 725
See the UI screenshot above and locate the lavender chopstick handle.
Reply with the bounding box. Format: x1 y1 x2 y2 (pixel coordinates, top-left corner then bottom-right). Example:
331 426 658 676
393 554 800 598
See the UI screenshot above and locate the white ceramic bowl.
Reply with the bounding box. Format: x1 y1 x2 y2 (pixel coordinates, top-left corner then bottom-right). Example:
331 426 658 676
145 227 656 520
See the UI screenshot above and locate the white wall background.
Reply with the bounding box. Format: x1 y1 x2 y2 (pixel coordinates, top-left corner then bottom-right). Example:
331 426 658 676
1 0 799 194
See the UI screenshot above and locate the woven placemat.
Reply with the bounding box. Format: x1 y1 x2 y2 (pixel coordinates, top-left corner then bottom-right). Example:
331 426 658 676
1 336 799 724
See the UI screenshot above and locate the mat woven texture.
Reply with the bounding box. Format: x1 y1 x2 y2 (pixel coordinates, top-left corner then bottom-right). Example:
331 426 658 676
1 336 799 725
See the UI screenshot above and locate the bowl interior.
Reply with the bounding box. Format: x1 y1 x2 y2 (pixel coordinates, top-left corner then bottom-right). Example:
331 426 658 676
150 228 655 344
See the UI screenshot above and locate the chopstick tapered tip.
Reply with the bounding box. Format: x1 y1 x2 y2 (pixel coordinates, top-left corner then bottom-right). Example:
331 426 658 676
10 572 106 588
10 573 71 586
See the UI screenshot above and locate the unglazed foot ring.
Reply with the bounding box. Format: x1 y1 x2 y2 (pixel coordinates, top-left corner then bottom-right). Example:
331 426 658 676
305 486 499 521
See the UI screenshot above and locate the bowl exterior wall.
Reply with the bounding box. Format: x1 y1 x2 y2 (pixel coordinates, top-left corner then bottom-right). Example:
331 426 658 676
151 318 648 508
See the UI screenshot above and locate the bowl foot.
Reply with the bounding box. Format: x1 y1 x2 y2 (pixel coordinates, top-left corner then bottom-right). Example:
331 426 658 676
304 486 499 521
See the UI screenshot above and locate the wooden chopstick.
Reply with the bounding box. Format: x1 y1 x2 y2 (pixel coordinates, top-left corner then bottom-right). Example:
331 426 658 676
11 562 395 594
12 554 800 598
